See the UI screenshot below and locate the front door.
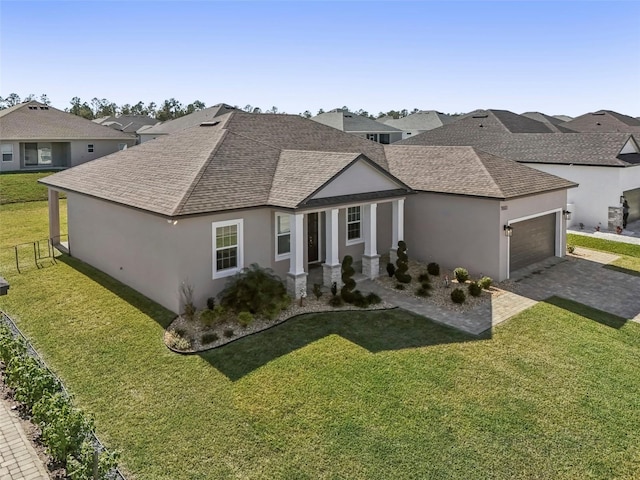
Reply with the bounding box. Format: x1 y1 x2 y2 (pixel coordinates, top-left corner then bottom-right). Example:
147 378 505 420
308 213 319 263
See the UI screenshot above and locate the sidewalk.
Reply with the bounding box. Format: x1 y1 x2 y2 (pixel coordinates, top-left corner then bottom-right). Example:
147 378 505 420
0 397 49 479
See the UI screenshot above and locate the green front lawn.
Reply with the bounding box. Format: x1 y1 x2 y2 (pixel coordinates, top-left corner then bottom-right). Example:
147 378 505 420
567 233 640 274
0 171 64 204
1 202 639 479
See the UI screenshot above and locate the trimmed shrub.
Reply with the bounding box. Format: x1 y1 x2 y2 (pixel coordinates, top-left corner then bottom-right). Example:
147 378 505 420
427 262 440 276
237 311 254 327
394 241 412 283
166 331 190 350
329 295 344 307
386 262 396 278
352 290 370 308
219 263 290 319
312 283 323 300
416 285 431 297
200 305 227 328
201 332 219 345
366 292 382 305
468 281 482 297
418 272 430 283
206 297 215 310
223 328 234 338
567 244 576 254
395 283 406 290
478 276 493 290
451 288 466 304
340 255 357 303
453 267 469 283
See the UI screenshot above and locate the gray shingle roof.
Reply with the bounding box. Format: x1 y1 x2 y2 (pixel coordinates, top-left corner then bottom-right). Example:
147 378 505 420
520 112 575 133
561 110 640 133
451 109 557 133
381 111 454 131
0 101 134 140
138 103 237 135
311 110 402 133
385 146 576 199
94 115 159 133
41 111 576 217
400 127 639 167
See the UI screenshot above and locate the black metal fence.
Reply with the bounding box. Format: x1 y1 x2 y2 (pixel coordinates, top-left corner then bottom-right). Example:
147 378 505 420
0 310 126 480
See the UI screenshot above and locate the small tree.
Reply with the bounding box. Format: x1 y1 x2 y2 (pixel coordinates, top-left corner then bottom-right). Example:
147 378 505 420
340 255 356 303
394 241 411 283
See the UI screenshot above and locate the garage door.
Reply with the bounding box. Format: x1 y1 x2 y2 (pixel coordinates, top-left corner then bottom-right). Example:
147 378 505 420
509 213 556 273
623 188 640 223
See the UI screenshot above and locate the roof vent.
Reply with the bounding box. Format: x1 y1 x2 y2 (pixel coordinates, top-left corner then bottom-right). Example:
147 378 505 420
592 112 606 116
39 106 49 110
472 114 488 118
28 105 37 110
200 121 220 127
596 122 601 126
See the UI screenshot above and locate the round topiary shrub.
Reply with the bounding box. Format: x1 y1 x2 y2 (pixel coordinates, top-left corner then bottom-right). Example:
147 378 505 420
427 262 440 276
219 263 290 319
453 267 469 283
478 276 493 290
468 281 482 297
340 255 357 303
451 288 466 304
394 241 412 284
366 292 382 305
416 283 432 297
237 311 254 327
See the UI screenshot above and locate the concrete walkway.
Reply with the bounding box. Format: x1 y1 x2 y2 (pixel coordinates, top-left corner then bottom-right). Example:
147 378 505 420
568 217 640 245
359 247 640 336
0 397 49 479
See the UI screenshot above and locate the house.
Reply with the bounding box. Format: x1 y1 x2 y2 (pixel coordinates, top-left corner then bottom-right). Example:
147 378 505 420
520 112 575 133
560 110 640 133
93 115 159 139
399 115 640 229
40 112 575 314
311 109 403 144
0 101 136 172
437 109 563 134
137 103 237 143
380 110 454 139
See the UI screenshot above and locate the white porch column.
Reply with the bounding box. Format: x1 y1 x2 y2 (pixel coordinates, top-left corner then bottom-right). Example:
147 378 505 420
48 189 60 245
390 198 405 264
287 213 307 298
362 203 380 279
322 208 342 288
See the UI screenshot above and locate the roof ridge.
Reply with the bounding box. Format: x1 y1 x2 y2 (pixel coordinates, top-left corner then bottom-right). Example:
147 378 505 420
471 147 511 197
172 129 229 216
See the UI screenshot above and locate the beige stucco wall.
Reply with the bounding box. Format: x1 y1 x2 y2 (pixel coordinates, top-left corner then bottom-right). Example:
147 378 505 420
405 193 502 279
0 139 134 172
498 189 568 280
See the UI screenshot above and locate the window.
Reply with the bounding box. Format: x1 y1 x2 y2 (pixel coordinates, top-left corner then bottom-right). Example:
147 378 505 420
1 144 13 162
275 213 291 259
24 142 51 166
212 219 243 278
379 134 390 144
366 133 378 142
87 144 94 153
346 206 362 244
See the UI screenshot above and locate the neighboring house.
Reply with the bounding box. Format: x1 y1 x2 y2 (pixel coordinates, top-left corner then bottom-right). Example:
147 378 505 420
553 115 574 122
439 109 562 134
561 110 640 133
40 112 574 314
137 103 237 143
380 110 454 139
0 101 135 172
93 115 159 140
520 112 575 132
311 109 403 144
400 119 640 229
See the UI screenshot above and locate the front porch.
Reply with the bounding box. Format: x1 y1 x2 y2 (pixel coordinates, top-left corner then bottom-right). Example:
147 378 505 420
285 198 405 298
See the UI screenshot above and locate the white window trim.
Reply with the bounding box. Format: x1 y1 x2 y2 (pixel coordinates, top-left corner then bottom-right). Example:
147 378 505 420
346 205 364 246
212 219 243 279
274 212 291 261
1 144 13 162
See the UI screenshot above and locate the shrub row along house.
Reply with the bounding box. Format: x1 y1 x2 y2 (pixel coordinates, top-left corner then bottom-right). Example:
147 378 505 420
40 111 575 313
399 109 640 230
0 101 136 172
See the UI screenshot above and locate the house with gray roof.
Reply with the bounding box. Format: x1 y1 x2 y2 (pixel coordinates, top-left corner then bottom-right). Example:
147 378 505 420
0 101 135 172
400 115 640 230
311 109 403 144
520 112 575 133
561 110 640 134
93 115 159 134
380 110 454 139
137 103 237 143
40 111 574 313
